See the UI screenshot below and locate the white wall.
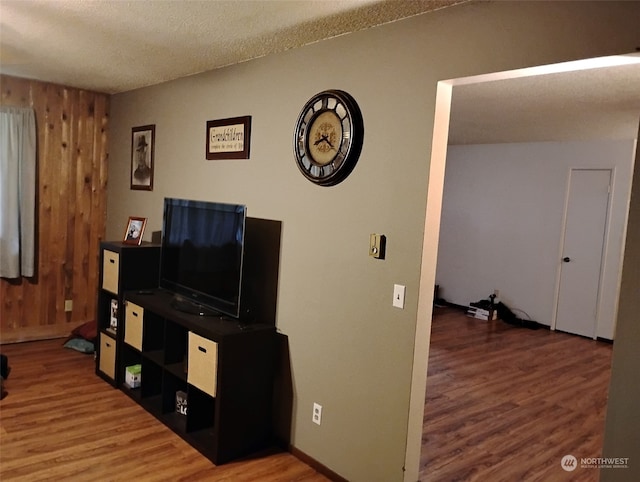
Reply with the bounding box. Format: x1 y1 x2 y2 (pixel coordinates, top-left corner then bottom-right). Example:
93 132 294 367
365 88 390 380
436 140 635 339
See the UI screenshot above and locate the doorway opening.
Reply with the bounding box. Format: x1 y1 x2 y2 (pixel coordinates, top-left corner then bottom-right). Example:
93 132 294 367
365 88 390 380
406 53 640 481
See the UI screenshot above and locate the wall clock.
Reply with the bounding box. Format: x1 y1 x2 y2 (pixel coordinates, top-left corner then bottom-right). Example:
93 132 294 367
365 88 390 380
293 89 364 186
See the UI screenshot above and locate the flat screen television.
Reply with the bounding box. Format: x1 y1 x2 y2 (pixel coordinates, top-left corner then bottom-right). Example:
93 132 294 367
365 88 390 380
160 198 247 318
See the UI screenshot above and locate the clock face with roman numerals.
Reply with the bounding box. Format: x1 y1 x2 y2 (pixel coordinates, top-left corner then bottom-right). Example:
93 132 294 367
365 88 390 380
293 90 364 186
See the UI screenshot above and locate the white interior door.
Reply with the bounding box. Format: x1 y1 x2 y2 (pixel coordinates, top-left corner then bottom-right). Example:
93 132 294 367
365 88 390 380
555 168 611 338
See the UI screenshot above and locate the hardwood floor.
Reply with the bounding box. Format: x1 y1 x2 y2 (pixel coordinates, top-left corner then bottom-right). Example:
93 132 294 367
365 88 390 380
420 306 613 482
0 339 329 482
0 310 614 482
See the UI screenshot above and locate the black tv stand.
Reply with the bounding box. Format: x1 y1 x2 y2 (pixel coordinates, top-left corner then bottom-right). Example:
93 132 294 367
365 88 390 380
170 295 222 317
117 289 276 465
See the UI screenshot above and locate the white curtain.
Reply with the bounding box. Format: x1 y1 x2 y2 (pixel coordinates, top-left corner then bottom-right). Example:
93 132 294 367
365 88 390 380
0 106 36 278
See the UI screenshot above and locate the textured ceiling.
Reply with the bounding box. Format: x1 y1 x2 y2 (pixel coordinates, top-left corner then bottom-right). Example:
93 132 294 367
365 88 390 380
449 57 640 144
0 0 464 94
1 0 638 144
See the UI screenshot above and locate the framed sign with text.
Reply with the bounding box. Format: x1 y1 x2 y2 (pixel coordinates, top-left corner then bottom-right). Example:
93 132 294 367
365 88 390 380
206 116 251 160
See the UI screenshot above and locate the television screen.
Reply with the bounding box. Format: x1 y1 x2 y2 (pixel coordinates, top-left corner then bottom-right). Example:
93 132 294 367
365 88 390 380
160 198 246 318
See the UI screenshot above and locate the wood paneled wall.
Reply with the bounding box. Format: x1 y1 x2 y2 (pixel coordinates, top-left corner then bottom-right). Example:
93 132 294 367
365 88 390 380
1 75 110 344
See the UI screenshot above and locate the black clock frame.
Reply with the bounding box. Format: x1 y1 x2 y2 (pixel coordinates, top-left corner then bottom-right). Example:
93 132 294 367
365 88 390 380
293 89 364 186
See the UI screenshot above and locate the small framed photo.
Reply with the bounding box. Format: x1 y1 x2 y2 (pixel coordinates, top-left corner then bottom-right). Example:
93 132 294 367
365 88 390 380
206 116 251 160
131 125 155 190
123 216 147 245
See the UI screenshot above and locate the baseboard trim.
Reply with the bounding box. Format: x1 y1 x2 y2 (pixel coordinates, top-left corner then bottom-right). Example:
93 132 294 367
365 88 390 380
289 445 349 482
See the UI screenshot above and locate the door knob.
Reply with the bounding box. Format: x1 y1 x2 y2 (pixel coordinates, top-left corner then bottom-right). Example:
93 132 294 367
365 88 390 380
563 257 571 262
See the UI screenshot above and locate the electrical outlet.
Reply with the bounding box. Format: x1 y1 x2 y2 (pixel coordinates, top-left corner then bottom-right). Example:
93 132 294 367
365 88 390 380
494 289 500 298
312 402 322 425
64 300 73 312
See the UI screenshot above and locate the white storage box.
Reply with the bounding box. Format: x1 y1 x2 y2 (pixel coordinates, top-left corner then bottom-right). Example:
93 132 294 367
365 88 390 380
125 364 141 388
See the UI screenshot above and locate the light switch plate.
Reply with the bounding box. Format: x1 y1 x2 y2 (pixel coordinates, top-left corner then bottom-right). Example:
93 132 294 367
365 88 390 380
393 284 405 309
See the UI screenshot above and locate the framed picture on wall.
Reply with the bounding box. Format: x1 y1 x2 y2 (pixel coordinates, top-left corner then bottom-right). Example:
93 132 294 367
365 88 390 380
206 116 251 160
131 124 155 190
123 216 147 245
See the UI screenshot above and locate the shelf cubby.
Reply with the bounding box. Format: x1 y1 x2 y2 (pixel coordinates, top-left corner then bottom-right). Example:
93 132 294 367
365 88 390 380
162 371 188 413
186 385 215 432
140 358 163 400
164 321 187 364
